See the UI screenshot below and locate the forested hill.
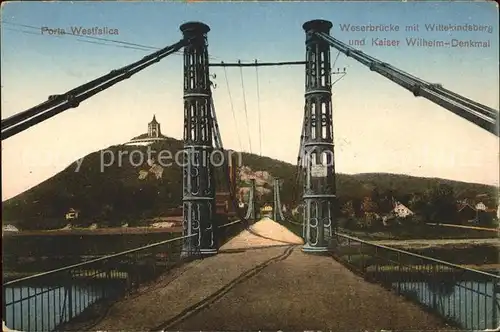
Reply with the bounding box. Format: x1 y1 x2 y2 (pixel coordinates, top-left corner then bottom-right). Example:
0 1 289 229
2 137 497 229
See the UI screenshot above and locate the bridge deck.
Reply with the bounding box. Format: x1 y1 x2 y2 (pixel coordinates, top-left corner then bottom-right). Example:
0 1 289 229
69 220 455 331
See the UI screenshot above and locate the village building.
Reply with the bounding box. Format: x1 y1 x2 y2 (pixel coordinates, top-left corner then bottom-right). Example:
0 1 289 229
149 164 164 179
362 212 380 228
65 208 79 220
379 201 413 227
392 202 414 218
2 225 19 233
260 204 273 218
475 202 487 211
497 197 500 220
456 202 476 223
473 201 498 226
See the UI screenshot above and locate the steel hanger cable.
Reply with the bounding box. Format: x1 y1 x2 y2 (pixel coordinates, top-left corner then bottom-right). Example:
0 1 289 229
238 61 253 154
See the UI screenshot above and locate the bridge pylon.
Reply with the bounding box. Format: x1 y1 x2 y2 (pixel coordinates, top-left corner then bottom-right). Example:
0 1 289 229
180 22 217 257
245 179 257 222
300 20 336 253
273 178 285 222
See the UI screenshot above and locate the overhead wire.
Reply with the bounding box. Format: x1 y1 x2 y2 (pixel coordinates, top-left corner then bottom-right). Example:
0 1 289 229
2 25 161 53
209 89 223 150
238 61 253 154
1 21 164 51
330 50 347 86
331 50 341 70
332 73 347 86
0 21 221 61
222 65 243 151
254 60 263 156
210 99 299 242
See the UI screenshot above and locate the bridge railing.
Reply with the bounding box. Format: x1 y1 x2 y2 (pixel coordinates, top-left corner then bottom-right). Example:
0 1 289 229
2 219 246 332
218 218 248 246
331 232 500 331
2 233 193 332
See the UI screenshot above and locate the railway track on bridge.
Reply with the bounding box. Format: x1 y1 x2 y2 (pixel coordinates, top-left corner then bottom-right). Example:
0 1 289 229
151 245 296 331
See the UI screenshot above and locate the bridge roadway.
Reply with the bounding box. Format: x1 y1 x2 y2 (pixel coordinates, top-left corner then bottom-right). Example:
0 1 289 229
68 219 455 331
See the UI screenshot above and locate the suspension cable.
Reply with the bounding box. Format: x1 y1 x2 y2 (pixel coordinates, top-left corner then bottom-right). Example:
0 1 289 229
316 32 499 136
1 38 188 140
209 89 223 150
255 60 263 156
2 38 187 131
206 89 302 243
238 60 253 154
335 39 497 118
222 64 243 151
294 119 306 207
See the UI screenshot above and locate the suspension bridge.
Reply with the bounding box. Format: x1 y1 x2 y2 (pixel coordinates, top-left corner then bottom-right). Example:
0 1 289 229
2 19 499 331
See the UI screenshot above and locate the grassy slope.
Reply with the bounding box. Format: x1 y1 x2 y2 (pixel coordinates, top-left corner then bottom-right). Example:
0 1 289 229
2 137 497 229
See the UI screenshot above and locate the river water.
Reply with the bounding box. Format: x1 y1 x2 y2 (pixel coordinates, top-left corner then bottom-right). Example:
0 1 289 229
396 281 500 330
3 284 119 331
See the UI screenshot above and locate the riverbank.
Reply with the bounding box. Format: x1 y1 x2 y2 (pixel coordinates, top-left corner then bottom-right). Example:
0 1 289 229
340 223 498 241
3 225 183 237
368 263 500 274
3 230 183 273
370 238 500 248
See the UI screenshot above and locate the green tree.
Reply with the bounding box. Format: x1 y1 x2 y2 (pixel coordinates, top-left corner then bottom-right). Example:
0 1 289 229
378 189 395 214
370 187 381 205
409 193 427 215
477 210 494 227
352 198 363 217
98 204 114 226
341 200 355 218
361 196 378 214
426 184 457 224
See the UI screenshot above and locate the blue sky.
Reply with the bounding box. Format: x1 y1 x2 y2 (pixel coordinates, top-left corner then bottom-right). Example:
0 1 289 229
1 1 499 200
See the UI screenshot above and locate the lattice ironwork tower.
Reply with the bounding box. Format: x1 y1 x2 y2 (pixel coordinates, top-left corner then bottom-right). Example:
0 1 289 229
273 178 285 222
301 20 336 253
181 22 217 256
245 179 257 222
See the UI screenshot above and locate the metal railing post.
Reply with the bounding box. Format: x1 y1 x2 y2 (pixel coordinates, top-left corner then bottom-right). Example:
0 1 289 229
2 287 6 325
493 277 499 329
431 264 437 311
397 252 401 294
65 270 74 321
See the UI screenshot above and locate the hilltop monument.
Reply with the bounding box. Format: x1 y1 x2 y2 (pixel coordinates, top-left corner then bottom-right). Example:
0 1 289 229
126 115 168 145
